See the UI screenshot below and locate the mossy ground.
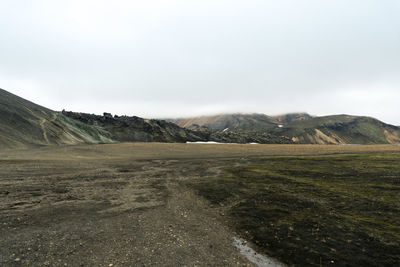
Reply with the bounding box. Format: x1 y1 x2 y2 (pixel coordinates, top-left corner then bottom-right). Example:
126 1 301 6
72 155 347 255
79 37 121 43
189 152 400 266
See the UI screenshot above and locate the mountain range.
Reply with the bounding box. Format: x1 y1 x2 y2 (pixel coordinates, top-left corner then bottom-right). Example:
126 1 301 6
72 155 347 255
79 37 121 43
1 88 399 148
169 113 400 145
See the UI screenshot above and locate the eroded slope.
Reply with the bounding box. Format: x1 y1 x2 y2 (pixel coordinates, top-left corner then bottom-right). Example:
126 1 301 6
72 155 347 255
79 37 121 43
0 89 115 148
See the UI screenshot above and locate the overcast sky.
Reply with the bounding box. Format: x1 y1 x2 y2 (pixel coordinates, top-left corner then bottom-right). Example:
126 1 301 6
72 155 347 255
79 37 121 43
1 0 399 124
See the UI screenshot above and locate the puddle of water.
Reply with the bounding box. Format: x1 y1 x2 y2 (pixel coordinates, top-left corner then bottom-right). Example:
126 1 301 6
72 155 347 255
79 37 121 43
233 237 286 267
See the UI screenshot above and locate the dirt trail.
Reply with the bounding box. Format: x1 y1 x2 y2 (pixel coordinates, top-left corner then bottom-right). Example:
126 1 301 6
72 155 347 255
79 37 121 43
0 155 252 266
39 114 57 144
39 119 49 144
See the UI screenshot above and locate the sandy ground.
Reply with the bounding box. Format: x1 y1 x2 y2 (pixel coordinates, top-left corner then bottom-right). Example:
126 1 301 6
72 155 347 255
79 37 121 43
1 143 400 266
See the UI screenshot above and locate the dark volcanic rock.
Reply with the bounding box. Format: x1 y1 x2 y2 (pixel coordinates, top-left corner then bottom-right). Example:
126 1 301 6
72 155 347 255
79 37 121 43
62 110 208 143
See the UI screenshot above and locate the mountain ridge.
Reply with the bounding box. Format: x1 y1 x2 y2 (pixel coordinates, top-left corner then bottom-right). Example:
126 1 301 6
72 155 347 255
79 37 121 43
169 113 400 145
1 88 400 147
0 88 206 148
61 110 207 143
0 88 116 148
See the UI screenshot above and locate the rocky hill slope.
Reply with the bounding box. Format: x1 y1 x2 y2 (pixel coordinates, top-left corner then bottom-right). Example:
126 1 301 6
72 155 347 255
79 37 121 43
0 89 207 148
61 111 206 143
170 113 279 131
170 113 400 145
0 89 115 148
276 114 400 144
272 113 313 124
2 88 399 147
168 113 292 144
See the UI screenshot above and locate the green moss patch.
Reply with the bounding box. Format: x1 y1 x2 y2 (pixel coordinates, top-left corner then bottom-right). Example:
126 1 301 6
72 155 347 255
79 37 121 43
189 152 400 266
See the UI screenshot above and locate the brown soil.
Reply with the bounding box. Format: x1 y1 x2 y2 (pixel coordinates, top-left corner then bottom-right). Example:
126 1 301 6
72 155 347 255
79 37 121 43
1 143 400 266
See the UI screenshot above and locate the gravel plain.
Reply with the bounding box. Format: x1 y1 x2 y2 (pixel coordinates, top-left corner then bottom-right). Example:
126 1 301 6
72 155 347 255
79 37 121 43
1 143 399 266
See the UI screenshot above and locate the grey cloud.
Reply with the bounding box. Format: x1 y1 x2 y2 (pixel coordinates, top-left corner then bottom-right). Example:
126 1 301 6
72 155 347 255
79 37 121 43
1 0 399 124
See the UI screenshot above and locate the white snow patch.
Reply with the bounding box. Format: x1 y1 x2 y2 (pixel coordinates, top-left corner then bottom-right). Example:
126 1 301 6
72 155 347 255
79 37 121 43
186 141 237 144
186 141 220 144
186 141 262 145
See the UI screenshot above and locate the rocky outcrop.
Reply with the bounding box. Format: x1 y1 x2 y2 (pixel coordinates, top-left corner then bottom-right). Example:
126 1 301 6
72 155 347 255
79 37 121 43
169 113 400 145
61 111 207 143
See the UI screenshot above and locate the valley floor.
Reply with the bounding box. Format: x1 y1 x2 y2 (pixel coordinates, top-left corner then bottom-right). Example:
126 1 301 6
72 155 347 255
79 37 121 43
1 143 399 266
